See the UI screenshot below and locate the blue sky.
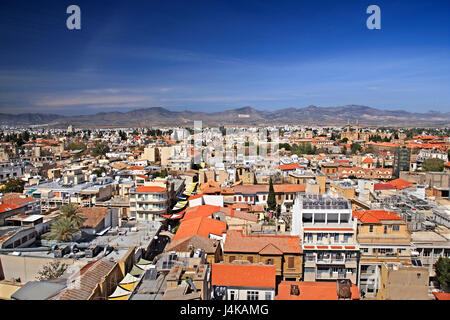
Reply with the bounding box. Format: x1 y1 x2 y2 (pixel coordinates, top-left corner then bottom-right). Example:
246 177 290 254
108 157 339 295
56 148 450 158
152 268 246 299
0 0 449 115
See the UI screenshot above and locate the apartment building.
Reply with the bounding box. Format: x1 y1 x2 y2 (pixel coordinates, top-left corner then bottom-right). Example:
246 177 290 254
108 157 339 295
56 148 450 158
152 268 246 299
353 210 412 298
0 162 24 183
291 195 359 284
129 186 170 221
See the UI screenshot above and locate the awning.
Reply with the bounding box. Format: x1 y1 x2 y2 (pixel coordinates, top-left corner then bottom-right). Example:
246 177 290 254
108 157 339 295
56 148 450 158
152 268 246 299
108 285 131 300
129 265 145 277
119 273 139 291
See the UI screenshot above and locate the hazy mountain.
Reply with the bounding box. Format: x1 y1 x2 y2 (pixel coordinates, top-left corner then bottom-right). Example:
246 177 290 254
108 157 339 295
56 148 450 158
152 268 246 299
1 105 449 128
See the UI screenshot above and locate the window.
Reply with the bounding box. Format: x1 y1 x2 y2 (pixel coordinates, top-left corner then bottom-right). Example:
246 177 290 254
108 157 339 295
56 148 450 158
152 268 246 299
315 213 326 223
265 292 272 300
247 256 254 263
288 257 295 268
384 226 388 234
302 213 312 223
229 256 236 262
247 291 259 300
392 225 400 231
328 213 339 223
369 225 374 233
266 259 273 265
229 290 236 300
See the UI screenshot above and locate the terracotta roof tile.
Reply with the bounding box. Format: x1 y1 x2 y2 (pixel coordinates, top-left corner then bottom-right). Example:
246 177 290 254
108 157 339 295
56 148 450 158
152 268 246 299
224 230 302 254
211 264 276 288
276 281 360 300
136 186 166 193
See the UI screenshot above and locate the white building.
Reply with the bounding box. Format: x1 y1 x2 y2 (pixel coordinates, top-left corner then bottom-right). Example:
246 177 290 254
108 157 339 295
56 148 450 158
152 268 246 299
291 194 359 284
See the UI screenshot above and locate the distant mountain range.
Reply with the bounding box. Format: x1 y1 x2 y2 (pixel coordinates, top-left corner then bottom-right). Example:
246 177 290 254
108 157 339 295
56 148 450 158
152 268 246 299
1 105 450 128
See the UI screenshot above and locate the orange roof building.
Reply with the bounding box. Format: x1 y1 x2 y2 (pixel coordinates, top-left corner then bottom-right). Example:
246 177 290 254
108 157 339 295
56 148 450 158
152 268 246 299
352 210 404 224
135 186 166 193
388 178 413 190
211 263 276 293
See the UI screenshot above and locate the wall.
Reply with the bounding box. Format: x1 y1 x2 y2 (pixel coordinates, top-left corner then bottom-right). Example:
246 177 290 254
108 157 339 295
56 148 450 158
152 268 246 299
0 254 76 283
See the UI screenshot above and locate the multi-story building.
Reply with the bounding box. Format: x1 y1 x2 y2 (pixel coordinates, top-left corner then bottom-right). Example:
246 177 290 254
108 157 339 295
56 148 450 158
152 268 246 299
291 195 359 284
0 162 24 183
129 186 170 222
352 210 412 298
411 230 450 279
393 146 411 179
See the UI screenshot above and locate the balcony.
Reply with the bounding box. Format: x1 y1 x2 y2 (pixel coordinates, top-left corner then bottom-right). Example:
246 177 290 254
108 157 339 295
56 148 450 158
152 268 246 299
317 258 345 265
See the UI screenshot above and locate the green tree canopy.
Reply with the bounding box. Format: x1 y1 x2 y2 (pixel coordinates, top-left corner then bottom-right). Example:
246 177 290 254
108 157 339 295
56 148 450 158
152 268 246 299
267 177 276 211
60 203 84 228
434 257 450 288
1 178 25 193
422 158 445 172
350 143 362 155
91 141 110 157
47 216 80 242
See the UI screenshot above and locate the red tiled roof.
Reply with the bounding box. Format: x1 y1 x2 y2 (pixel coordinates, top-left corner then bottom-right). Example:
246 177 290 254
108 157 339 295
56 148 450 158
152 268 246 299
1 193 35 206
362 158 374 163
173 216 226 241
78 207 110 229
135 186 166 193
127 166 145 170
233 185 269 194
231 202 249 209
273 184 305 193
224 230 302 254
389 178 413 190
433 292 450 300
444 162 450 168
59 259 115 300
0 203 23 214
352 210 404 224
276 281 360 300
211 264 276 288
279 163 299 171
182 204 228 221
374 183 396 190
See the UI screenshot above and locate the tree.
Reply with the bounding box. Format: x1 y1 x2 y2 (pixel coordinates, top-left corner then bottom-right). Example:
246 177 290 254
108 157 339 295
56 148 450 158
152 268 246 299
47 216 80 242
267 177 276 211
422 158 444 172
434 257 450 289
1 178 25 193
60 203 84 228
36 261 68 281
91 141 110 157
350 143 362 155
92 167 107 177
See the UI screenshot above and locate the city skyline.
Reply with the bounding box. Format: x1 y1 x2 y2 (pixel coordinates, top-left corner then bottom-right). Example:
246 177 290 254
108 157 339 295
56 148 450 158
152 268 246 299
1 0 450 115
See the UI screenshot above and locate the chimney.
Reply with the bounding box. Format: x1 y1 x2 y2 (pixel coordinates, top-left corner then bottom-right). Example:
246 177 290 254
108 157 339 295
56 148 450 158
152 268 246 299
336 279 352 300
290 284 300 296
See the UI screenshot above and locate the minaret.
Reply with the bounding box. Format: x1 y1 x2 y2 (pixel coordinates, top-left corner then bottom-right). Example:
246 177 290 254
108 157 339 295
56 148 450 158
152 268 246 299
347 120 350 133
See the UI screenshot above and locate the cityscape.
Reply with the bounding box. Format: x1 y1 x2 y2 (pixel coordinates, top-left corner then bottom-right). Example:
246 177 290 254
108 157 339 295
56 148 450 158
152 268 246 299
0 0 450 304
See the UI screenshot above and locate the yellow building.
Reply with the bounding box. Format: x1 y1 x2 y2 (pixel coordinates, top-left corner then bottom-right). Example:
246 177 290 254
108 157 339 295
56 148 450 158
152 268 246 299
353 210 412 298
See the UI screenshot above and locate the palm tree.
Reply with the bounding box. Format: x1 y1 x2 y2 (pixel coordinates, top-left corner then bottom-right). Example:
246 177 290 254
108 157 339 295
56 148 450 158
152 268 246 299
60 203 84 228
48 216 79 242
